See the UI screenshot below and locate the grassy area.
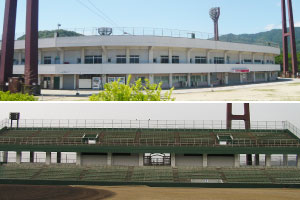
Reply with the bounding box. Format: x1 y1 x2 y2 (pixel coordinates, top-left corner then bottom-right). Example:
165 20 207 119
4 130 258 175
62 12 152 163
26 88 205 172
252 89 277 92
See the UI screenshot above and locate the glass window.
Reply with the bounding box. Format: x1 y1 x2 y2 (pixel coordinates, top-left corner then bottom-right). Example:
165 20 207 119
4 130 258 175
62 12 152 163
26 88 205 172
154 76 169 84
172 56 179 64
195 56 207 64
130 55 139 64
214 57 225 64
244 59 252 64
254 60 262 64
161 56 169 64
94 56 102 64
116 55 126 64
44 57 52 64
85 56 94 64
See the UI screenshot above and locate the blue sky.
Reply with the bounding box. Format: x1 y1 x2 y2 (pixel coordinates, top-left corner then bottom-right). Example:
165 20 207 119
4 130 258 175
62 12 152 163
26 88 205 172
0 0 299 37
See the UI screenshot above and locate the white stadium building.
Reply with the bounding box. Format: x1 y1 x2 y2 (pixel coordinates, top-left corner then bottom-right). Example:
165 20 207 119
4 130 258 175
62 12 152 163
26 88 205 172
3 27 280 90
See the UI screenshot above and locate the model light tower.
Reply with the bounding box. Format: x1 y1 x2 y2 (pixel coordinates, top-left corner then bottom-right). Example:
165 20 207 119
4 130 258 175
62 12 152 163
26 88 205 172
209 7 221 41
281 0 298 78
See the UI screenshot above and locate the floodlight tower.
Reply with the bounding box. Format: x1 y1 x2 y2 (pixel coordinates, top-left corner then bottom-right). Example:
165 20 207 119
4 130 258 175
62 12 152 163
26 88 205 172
281 0 298 78
209 7 221 41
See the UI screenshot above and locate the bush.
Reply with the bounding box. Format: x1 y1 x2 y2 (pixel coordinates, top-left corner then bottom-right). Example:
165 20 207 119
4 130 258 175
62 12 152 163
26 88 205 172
0 91 37 101
90 75 175 101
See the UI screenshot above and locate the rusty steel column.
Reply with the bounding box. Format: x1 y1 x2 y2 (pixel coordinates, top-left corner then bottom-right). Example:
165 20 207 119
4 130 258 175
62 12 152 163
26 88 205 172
226 103 251 130
24 0 40 94
281 0 298 78
0 0 18 91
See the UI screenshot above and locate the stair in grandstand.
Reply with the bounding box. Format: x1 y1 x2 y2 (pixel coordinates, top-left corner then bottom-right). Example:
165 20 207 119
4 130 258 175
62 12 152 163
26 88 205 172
125 166 134 181
172 167 179 182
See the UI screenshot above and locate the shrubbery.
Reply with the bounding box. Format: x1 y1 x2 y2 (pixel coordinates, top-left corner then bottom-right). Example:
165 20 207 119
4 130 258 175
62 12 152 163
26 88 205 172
0 91 37 101
90 75 175 101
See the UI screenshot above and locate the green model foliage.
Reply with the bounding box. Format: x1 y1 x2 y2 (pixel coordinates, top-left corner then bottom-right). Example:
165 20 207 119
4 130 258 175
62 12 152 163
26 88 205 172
0 91 37 101
90 75 175 101
17 29 83 40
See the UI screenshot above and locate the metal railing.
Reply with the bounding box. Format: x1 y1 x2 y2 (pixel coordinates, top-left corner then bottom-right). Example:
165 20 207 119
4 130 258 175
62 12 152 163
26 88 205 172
11 26 280 48
0 119 290 131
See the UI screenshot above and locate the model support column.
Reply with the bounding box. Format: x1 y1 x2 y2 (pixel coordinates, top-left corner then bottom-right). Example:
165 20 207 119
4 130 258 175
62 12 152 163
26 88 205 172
255 154 260 166
297 155 300 168
16 151 21 164
138 153 144 167
265 154 271 167
283 154 288 166
46 152 51 165
169 74 173 88
203 154 208 168
187 74 191 87
76 152 81 166
24 0 39 94
171 153 176 167
0 0 18 91
234 154 240 168
30 152 34 163
107 153 112 166
57 152 61 164
126 48 130 64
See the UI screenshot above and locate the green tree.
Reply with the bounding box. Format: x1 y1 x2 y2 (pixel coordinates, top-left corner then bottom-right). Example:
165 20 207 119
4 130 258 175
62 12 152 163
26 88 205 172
0 91 37 101
90 75 175 101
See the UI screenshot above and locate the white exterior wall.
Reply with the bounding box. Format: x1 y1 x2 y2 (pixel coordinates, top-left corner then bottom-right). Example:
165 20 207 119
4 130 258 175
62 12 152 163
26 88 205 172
81 154 107 166
130 48 149 63
107 49 127 64
153 48 169 63
112 154 139 166
172 49 187 63
175 155 203 167
207 155 235 167
42 51 59 64
64 50 81 64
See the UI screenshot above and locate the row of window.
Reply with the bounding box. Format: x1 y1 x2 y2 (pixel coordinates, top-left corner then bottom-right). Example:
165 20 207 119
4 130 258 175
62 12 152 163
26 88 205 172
41 55 275 65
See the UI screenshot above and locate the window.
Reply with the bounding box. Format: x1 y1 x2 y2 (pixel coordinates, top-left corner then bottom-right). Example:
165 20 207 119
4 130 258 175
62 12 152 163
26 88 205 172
44 57 52 64
161 56 169 64
55 56 60 64
79 75 92 79
116 55 126 64
214 57 225 64
154 76 169 84
254 60 262 64
130 55 139 64
172 56 179 64
85 56 102 64
243 59 252 64
153 58 157 63
195 56 207 64
13 59 19 65
172 76 187 83
77 58 82 64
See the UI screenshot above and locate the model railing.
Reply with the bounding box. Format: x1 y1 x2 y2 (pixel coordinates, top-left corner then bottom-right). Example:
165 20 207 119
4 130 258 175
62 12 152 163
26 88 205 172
13 26 280 48
0 119 289 131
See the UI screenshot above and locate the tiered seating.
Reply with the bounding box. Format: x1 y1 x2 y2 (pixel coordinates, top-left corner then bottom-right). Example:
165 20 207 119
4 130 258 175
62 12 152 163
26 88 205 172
177 167 222 182
34 165 83 181
267 168 300 184
102 130 136 144
178 131 213 145
0 163 43 179
140 130 176 145
81 166 128 182
222 168 271 183
0 130 39 138
131 167 173 182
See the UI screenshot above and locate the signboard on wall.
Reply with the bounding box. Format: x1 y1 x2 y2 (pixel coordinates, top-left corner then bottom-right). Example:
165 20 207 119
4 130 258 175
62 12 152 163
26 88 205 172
92 77 102 90
232 68 250 73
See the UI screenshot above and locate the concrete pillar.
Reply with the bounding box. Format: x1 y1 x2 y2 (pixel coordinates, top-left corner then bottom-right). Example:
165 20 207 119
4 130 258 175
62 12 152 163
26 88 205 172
186 48 192 63
246 154 253 166
187 73 191 87
253 72 256 83
81 48 85 64
102 46 107 64
149 74 154 84
30 152 34 163
169 74 173 88
46 152 51 165
102 74 107 86
149 46 153 64
171 153 176 167
107 153 112 166
3 152 8 163
139 153 144 167
265 154 271 167
252 53 255 64
60 49 64 64
207 73 211 86
265 72 268 82
239 52 242 63
203 154 208 168
224 51 228 64
60 75 63 89
225 73 229 85
234 154 240 168
18 52 22 65
297 155 300 168
38 50 42 64
16 151 21 164
57 152 61 164
206 50 210 64
126 48 130 64
283 154 288 166
263 54 267 64
240 73 244 84
168 48 173 64
255 154 260 166
76 152 81 166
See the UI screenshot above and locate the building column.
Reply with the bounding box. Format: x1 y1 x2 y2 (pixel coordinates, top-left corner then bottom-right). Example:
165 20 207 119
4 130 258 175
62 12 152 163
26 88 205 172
283 154 288 166
107 153 112 166
171 153 176 167
246 154 253 166
255 154 260 166
148 46 153 63
234 154 240 168
253 72 256 83
169 74 173 88
239 52 242 64
57 152 61 164
265 154 271 167
18 52 22 65
60 75 63 89
102 74 107 88
139 153 144 167
265 72 268 82
187 73 191 87
224 51 228 64
168 48 173 64
297 155 300 168
81 48 85 64
126 48 130 64
203 154 208 168
2 152 8 163
74 75 77 90
252 53 255 64
263 54 267 64
76 152 81 166
240 73 244 84
16 151 21 164
149 74 154 84
102 46 107 64
38 50 42 64
225 73 229 85
60 48 64 64
206 50 210 64
186 48 192 63
30 152 34 163
46 152 51 165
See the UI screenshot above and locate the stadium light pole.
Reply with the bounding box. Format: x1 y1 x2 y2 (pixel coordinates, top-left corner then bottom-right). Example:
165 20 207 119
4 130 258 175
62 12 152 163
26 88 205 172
209 7 221 41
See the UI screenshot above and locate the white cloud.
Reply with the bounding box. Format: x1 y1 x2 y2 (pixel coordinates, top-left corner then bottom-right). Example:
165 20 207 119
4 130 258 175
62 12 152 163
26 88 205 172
264 24 281 31
295 22 300 27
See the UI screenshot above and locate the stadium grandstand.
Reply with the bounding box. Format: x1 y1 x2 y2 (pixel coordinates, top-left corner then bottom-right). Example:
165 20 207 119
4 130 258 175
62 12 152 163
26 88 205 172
0 110 300 187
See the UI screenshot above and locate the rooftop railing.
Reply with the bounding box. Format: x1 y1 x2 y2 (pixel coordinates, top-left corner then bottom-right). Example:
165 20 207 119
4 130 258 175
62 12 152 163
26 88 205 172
10 27 280 48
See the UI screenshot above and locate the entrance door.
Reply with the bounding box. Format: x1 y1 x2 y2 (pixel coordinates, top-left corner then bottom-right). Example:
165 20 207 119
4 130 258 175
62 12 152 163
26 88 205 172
54 77 60 89
63 75 75 90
